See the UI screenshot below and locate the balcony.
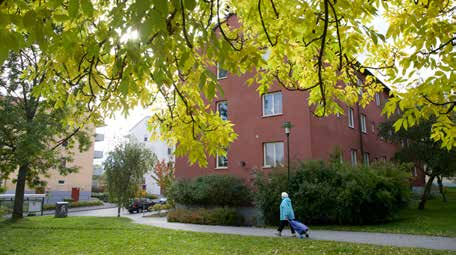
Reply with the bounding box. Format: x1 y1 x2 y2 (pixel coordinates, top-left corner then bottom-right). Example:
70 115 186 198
94 150 104 159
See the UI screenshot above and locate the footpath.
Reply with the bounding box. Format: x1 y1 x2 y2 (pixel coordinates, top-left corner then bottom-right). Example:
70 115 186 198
70 208 456 251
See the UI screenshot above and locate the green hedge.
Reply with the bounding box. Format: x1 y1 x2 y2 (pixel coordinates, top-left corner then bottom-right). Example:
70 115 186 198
43 200 104 210
168 207 243 226
255 161 411 225
168 175 252 207
91 192 109 202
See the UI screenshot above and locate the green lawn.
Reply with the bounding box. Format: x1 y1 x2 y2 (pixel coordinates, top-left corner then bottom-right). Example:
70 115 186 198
313 187 456 237
0 217 453 255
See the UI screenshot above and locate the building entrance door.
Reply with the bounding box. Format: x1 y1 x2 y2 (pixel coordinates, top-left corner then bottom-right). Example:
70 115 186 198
71 187 80 202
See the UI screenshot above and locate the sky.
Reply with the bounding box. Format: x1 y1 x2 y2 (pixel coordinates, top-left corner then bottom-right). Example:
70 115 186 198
94 105 151 164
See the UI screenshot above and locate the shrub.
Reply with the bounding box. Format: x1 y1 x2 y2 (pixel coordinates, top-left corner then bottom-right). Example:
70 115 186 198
91 192 109 202
168 175 252 207
144 193 159 199
43 200 104 210
167 207 243 226
255 161 411 225
149 203 172 211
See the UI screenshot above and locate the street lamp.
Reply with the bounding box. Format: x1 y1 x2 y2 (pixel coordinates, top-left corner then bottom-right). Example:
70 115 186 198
282 121 292 191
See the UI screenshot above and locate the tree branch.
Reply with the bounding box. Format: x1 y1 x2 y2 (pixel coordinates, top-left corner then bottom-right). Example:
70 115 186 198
258 0 278 47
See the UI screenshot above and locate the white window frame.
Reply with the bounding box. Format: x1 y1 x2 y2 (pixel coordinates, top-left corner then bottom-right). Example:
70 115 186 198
217 101 228 121
363 152 370 167
217 63 227 80
348 108 354 128
216 152 228 169
360 114 367 133
375 93 381 107
350 149 357 166
263 142 284 168
262 92 283 117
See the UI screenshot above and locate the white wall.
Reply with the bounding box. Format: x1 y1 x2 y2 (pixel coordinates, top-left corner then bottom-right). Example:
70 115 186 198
128 116 174 195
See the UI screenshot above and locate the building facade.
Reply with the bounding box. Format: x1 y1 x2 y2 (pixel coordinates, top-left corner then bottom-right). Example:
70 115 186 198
128 116 174 195
175 67 425 187
3 128 96 204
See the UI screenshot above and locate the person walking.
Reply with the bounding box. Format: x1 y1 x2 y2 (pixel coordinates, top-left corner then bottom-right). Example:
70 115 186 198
275 192 296 237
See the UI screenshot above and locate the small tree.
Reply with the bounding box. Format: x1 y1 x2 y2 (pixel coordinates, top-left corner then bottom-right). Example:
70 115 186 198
151 159 175 196
379 117 456 209
104 141 156 217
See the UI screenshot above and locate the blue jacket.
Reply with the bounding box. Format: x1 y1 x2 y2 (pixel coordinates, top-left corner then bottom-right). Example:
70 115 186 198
280 197 295 221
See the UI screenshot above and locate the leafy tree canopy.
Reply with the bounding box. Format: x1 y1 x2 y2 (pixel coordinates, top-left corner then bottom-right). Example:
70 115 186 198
379 116 456 209
0 48 92 218
104 140 156 216
1 0 454 166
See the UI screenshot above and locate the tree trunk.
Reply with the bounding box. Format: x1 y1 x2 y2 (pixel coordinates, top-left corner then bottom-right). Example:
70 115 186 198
437 175 447 202
418 174 436 210
117 205 121 217
12 164 29 219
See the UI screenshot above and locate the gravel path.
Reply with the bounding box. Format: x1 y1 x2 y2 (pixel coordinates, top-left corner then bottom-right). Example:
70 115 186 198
71 208 456 251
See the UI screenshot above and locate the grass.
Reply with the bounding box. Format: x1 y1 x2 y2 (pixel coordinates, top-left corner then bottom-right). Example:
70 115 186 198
312 187 456 237
0 216 454 255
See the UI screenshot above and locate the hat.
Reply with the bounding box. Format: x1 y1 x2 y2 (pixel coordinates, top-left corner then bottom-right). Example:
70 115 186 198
281 192 288 198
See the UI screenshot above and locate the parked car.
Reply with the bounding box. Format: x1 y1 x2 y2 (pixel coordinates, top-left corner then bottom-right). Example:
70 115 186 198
152 197 167 205
126 198 155 213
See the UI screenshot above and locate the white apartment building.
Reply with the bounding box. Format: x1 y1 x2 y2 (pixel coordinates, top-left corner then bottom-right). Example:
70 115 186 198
128 116 174 195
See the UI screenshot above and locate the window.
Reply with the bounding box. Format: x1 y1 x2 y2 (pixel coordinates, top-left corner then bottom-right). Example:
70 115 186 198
144 136 148 141
375 93 381 107
217 101 228 120
264 142 284 167
360 114 367 133
357 79 363 95
363 152 370 167
60 158 67 168
262 48 271 61
348 108 354 128
217 63 228 79
58 180 65 185
216 150 228 168
262 92 282 117
350 149 357 166
167 147 172 155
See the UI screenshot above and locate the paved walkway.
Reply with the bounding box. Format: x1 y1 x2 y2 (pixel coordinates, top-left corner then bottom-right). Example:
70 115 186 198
71 208 456 251
42 202 117 216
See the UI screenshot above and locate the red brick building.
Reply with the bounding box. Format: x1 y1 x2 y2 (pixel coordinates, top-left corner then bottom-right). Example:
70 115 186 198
175 16 425 188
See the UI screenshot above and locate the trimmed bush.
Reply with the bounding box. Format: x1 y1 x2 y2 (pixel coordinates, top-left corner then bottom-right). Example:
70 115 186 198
91 192 109 202
168 175 252 207
168 207 243 226
144 193 159 199
255 161 411 225
149 203 172 211
43 200 104 210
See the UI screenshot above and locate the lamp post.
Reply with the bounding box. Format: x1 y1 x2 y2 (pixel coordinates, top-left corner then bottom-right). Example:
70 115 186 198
282 121 292 191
